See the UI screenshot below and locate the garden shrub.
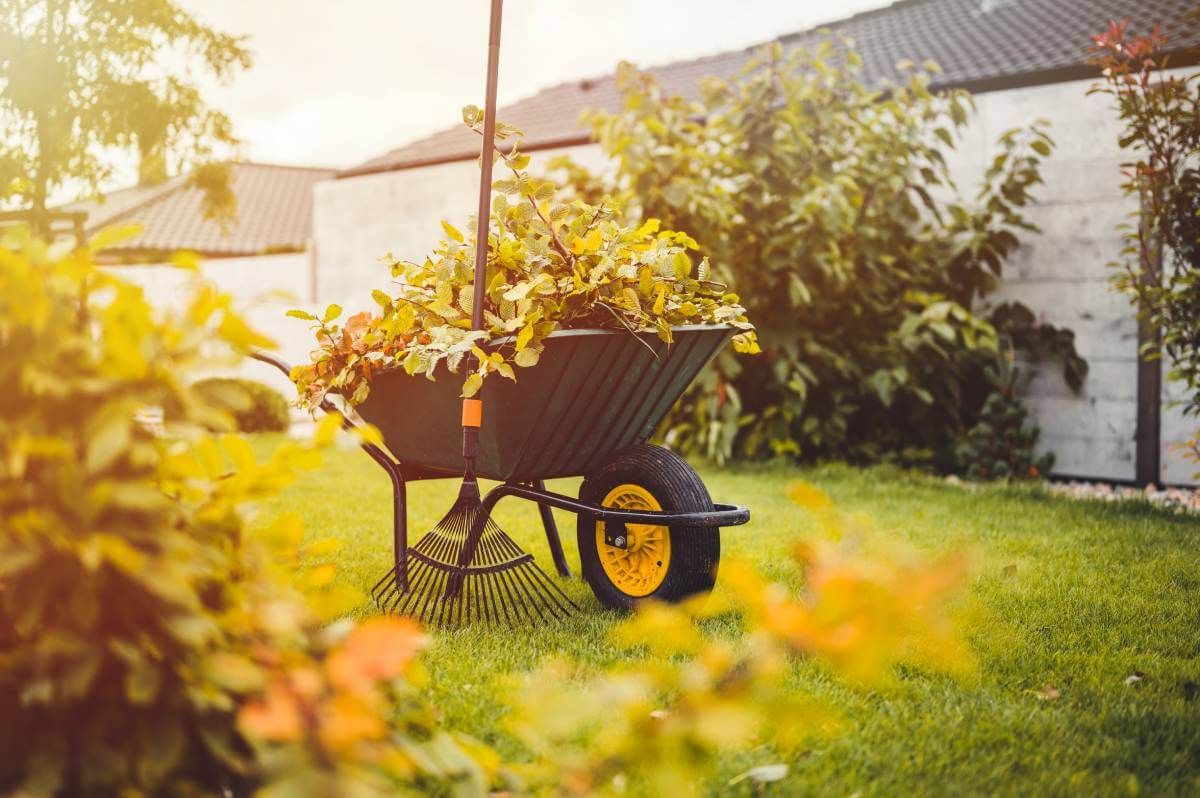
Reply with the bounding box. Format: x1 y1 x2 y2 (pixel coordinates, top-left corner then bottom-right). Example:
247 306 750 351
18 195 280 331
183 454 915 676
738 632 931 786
953 354 1054 480
0 228 494 796
553 39 1086 468
289 108 757 408
192 376 291 432
1089 19 1200 474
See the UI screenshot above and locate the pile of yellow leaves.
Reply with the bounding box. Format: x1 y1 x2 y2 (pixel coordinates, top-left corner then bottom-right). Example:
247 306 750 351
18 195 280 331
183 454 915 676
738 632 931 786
290 109 757 408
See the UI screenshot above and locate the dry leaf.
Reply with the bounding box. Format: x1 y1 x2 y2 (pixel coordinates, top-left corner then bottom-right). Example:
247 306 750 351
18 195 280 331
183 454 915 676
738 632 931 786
1032 684 1061 702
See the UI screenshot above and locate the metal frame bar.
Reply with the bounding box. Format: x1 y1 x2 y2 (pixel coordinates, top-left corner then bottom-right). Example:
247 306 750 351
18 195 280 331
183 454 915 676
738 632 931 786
479 482 750 529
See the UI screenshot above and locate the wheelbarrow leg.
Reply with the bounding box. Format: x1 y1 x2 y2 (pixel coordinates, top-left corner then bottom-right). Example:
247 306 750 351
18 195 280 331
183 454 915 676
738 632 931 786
535 480 571 578
370 458 409 602
392 471 408 590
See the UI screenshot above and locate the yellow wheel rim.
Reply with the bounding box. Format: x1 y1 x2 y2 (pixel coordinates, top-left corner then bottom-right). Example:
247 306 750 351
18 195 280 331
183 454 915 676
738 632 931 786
595 483 671 597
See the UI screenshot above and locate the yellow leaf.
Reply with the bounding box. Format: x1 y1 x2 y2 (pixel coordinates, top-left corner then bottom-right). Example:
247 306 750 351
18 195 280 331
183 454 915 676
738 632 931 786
515 323 534 351
441 220 464 242
462 372 483 398
611 602 702 656
354 422 384 447
85 406 132 474
218 311 276 350
584 228 603 252
789 481 833 513
653 284 667 315
262 512 305 552
89 223 144 252
636 218 661 237
169 250 201 270
306 563 336 588
306 536 343 558
315 412 342 446
513 346 541 368
222 434 257 472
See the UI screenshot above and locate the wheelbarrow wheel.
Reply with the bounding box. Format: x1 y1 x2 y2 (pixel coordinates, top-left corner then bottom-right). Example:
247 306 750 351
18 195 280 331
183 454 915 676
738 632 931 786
576 443 719 611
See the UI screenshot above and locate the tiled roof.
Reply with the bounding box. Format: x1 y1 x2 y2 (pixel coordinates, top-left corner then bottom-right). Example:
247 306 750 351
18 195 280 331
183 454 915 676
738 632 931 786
68 162 336 256
344 0 1200 178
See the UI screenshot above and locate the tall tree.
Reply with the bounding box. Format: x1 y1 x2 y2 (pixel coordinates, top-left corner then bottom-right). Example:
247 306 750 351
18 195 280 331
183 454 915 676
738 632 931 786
0 0 251 235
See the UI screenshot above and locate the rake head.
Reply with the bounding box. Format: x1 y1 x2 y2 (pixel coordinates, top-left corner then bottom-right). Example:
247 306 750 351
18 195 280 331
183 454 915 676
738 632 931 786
370 482 577 626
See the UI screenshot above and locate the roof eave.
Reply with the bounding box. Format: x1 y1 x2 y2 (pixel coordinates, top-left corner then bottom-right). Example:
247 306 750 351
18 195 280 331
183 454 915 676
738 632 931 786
96 244 308 263
335 132 593 180
932 47 1200 95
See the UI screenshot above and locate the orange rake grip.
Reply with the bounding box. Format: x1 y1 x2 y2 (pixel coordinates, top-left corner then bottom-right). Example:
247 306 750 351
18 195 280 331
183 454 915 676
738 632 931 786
461 398 483 428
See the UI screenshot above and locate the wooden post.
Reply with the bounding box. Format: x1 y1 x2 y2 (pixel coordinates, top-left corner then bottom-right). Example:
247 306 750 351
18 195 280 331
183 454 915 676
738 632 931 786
1136 299 1162 486
1135 181 1162 487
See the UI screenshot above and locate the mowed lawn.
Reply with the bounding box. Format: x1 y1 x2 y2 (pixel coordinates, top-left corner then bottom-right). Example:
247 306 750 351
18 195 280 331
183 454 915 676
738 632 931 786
250 435 1200 796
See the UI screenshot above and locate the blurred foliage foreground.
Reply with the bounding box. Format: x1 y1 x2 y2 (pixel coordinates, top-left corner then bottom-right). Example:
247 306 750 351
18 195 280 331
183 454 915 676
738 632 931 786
0 230 968 796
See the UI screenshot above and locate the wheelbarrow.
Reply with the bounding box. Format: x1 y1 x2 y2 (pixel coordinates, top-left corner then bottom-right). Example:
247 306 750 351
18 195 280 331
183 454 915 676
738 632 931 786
253 322 749 618
254 0 749 625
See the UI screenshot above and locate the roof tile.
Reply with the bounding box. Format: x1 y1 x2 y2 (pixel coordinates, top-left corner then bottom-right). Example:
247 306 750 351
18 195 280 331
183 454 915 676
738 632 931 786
69 162 336 256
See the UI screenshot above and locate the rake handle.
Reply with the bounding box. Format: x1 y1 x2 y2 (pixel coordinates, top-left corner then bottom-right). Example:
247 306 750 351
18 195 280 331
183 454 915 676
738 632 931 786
463 0 504 469
470 0 502 334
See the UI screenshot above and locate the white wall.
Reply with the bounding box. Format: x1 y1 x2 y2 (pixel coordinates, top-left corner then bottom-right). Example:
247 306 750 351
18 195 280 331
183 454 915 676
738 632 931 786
313 79 1196 483
106 252 318 404
944 71 1194 483
312 144 609 313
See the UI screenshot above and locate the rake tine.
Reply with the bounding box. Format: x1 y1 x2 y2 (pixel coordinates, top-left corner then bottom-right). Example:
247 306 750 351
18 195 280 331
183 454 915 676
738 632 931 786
371 481 576 627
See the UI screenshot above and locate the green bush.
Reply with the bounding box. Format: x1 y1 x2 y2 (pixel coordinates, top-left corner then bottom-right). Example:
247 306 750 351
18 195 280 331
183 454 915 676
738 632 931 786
193 376 291 432
953 355 1054 481
554 39 1086 467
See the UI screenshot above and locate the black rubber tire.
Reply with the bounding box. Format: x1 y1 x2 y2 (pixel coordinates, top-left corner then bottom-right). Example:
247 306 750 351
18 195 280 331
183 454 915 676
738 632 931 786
576 443 720 611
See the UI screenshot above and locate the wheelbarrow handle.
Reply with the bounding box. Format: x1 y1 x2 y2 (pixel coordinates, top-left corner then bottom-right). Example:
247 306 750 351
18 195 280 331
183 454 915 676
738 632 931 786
249 349 291 377
250 350 341 417
481 482 751 528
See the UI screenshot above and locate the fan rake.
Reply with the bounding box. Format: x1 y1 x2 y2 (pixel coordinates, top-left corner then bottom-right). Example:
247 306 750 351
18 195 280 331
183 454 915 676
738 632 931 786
370 478 576 625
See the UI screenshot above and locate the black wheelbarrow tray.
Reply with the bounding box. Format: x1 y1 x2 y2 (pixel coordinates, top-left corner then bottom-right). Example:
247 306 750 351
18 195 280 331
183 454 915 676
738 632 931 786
255 323 749 610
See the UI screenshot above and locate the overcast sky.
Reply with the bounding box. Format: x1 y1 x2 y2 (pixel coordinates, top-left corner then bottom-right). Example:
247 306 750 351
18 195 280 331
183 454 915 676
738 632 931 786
177 1 890 171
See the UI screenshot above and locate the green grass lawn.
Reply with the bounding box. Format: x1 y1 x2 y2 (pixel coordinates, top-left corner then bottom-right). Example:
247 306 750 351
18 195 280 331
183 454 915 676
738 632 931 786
250 435 1200 796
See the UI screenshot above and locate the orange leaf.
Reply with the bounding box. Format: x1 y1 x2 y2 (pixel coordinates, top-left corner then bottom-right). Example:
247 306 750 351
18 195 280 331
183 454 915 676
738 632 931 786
238 682 303 742
326 617 427 691
318 691 387 751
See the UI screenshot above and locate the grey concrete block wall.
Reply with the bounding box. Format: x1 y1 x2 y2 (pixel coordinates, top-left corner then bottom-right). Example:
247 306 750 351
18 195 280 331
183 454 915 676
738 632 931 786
313 74 1198 484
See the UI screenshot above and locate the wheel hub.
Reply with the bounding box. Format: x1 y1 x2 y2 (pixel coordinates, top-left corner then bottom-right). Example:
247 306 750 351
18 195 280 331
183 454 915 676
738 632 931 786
595 484 671 597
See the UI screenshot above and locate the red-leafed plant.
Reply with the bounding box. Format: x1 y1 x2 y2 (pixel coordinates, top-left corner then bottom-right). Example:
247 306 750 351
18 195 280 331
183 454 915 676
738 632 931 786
1088 18 1200 417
